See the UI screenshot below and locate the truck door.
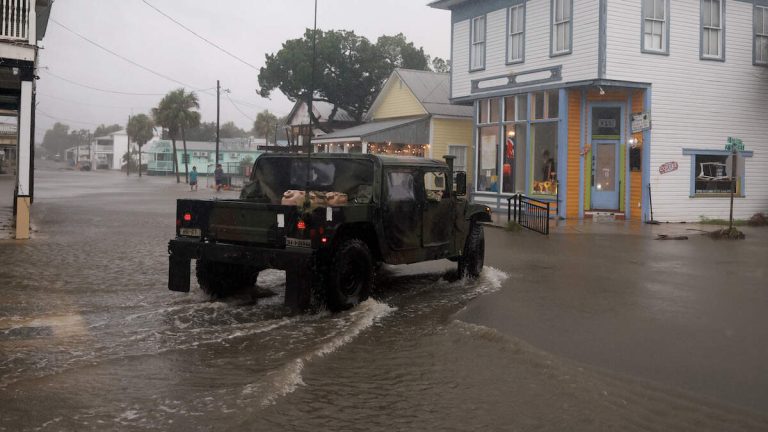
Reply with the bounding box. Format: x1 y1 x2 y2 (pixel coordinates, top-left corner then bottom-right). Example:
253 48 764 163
382 169 422 251
421 169 453 248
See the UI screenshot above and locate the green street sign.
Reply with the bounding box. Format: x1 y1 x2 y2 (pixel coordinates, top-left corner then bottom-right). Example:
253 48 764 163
725 137 745 152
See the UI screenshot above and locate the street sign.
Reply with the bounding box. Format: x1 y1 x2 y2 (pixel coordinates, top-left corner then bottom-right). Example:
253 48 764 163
725 137 745 152
631 112 651 133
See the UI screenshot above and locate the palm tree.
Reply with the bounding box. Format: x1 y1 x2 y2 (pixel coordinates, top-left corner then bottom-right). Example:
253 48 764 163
152 89 200 183
127 114 154 177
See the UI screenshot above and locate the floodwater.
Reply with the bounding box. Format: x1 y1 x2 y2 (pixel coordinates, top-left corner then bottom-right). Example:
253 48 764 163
0 164 767 431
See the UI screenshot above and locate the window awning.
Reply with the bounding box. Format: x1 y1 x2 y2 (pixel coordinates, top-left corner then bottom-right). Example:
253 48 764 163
312 116 430 145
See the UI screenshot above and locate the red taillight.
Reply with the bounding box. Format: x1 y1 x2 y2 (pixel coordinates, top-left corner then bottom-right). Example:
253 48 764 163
183 212 192 222
297 220 306 230
321 237 328 244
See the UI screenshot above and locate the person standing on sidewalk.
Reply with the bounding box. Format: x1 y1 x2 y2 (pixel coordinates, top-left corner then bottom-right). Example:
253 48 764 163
214 164 224 192
189 166 198 191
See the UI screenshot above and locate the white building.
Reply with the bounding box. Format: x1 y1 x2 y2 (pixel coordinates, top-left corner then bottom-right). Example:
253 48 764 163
429 0 768 222
1 0 54 239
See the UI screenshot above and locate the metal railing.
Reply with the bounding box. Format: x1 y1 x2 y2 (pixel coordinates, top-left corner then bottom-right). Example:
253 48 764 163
1 0 30 41
507 193 551 235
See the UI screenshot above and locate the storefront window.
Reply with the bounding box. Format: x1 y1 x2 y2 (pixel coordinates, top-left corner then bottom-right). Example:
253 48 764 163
502 124 527 193
489 99 500 123
504 95 528 122
693 154 741 196
532 91 559 120
477 126 499 192
531 122 558 195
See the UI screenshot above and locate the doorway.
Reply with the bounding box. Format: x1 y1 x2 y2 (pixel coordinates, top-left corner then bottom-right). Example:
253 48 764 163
590 105 622 210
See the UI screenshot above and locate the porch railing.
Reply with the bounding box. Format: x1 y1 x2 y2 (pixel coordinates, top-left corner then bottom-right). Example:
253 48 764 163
1 0 31 42
507 193 551 235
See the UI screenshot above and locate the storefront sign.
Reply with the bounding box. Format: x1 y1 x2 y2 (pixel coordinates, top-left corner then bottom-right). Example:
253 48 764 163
631 112 651 133
659 161 678 175
725 137 745 152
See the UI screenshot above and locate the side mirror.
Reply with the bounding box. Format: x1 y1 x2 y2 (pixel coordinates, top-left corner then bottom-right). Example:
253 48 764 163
455 171 467 196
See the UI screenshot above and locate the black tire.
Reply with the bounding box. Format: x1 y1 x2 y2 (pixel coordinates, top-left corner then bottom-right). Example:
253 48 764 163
325 239 374 312
196 259 260 299
458 223 485 279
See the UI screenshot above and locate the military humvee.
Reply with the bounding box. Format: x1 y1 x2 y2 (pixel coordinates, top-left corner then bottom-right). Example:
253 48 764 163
168 153 492 312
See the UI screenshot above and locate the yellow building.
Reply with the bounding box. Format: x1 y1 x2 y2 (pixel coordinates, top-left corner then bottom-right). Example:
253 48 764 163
313 69 474 180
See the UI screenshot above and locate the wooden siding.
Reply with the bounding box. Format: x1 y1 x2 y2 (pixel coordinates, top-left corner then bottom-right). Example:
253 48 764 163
369 75 426 120
629 89 644 221
566 89 581 219
451 0 600 99
431 118 474 180
606 0 768 222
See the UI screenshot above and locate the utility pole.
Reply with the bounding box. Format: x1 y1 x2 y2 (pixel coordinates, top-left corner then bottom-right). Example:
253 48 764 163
126 114 131 176
274 120 279 146
216 80 220 165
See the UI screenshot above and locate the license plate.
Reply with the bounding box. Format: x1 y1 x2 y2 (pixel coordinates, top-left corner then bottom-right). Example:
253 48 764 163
286 237 311 248
179 228 201 237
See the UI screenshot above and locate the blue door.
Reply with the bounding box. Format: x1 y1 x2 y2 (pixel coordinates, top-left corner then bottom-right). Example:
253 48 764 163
591 140 620 210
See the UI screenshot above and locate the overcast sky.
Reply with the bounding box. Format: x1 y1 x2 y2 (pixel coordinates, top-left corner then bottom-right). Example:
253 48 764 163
35 0 450 140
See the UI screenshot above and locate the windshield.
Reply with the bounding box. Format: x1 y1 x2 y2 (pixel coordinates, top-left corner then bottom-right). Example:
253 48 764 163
243 157 375 204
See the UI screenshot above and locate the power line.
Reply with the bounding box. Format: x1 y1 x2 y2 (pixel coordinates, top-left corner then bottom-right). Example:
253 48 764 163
37 110 105 127
140 0 259 71
37 92 151 110
225 93 255 123
50 18 205 90
42 69 166 96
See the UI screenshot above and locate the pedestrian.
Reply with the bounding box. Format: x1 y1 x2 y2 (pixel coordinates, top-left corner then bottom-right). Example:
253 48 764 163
189 166 198 191
214 163 224 192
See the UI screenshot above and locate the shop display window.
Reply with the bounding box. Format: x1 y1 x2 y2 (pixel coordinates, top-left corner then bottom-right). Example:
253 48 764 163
477 126 499 192
693 154 742 196
532 91 559 120
531 122 558 195
502 124 527 193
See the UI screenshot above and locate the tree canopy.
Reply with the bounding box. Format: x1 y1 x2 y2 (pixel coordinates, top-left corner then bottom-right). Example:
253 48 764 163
258 30 436 122
41 123 92 157
252 110 278 142
93 124 121 138
127 114 154 148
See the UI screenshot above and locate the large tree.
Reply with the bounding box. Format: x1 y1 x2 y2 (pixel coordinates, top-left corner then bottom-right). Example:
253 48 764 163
184 121 216 141
126 114 154 177
41 122 73 157
252 110 278 143
220 121 247 139
258 30 432 123
93 124 121 138
153 89 200 183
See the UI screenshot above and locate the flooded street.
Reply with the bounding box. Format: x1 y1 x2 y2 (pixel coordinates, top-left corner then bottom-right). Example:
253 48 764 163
1 165 767 431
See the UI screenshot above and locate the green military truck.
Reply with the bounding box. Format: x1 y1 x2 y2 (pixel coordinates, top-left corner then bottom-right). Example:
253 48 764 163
168 153 492 312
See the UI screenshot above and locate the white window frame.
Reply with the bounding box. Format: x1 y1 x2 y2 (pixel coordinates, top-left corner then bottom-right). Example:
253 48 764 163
470 15 486 71
642 0 669 54
701 0 725 61
755 5 768 66
551 0 572 56
448 145 468 173
507 3 526 64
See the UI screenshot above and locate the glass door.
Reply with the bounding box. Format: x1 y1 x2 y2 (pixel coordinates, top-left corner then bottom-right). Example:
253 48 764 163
591 141 619 209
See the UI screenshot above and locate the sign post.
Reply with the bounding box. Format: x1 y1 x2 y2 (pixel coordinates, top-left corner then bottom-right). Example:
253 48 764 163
725 137 744 231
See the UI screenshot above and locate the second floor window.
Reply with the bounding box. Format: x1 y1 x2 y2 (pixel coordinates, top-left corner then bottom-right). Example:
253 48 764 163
643 0 668 53
471 16 486 71
507 4 525 63
755 5 768 65
701 0 724 60
551 0 572 55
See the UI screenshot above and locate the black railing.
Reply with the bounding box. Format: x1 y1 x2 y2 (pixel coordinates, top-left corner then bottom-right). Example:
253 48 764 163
507 194 551 235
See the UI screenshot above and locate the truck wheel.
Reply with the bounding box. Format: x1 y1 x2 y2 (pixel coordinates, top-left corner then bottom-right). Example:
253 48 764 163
326 239 373 312
458 223 485 279
196 259 259 299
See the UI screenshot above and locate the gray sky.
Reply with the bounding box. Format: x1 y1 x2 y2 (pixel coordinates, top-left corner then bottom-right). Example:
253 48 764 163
35 0 450 140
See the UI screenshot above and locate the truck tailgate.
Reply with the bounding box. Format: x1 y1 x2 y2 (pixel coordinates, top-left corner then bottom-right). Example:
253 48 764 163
177 199 300 246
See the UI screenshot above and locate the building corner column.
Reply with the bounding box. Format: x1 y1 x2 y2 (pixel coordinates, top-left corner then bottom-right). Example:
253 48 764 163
16 80 34 239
